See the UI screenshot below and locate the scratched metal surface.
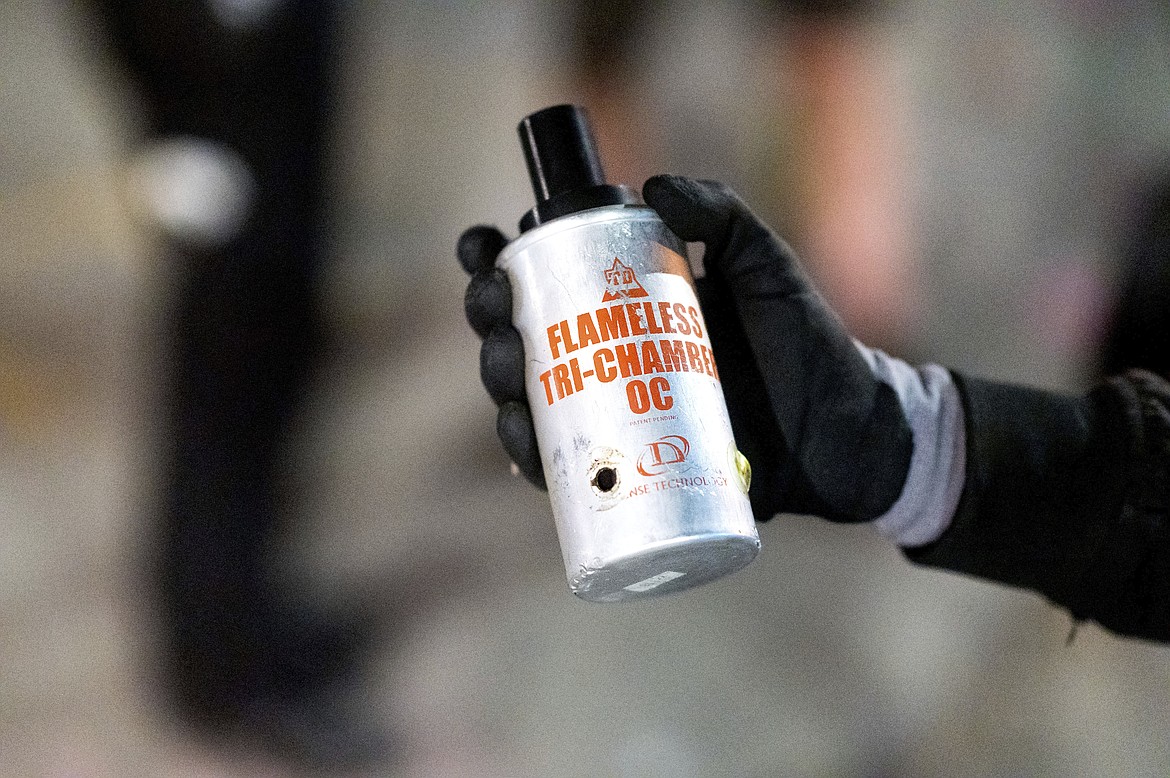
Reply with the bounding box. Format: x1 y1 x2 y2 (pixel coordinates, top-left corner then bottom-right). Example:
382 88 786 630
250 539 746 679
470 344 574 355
500 207 757 601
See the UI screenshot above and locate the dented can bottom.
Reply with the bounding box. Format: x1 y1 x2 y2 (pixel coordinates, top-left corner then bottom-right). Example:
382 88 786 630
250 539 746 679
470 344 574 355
569 532 761 603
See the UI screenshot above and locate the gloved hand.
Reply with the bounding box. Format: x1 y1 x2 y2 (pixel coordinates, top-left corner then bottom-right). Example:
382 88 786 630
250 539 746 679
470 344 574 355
458 175 917 524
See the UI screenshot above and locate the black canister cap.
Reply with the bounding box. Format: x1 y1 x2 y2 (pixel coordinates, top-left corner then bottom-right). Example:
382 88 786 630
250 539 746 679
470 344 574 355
517 104 638 232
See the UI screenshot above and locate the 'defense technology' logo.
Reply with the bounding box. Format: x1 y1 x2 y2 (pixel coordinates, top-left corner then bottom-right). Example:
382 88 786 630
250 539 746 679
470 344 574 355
601 257 648 302
637 435 690 477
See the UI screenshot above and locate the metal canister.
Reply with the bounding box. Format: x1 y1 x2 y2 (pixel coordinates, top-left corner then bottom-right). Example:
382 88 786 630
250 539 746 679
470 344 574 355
499 106 759 602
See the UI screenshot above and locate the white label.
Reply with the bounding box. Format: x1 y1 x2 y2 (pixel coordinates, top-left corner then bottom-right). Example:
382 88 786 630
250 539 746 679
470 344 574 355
624 570 686 593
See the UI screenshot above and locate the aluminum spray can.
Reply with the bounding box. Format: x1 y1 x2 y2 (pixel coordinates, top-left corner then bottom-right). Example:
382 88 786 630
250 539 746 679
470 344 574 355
499 105 759 602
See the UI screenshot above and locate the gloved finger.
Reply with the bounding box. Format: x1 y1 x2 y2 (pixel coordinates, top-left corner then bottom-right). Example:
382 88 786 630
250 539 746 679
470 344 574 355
481 326 526 405
498 401 546 490
457 225 508 275
465 267 512 339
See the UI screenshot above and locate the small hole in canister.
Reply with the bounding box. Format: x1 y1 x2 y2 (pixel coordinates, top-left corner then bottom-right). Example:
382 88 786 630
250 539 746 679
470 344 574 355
592 466 618 493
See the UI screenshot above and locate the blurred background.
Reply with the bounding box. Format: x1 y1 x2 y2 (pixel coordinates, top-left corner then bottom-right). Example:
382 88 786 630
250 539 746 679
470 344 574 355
2 0 1169 775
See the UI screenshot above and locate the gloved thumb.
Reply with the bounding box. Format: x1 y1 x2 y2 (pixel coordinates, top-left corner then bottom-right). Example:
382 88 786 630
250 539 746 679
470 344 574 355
642 173 913 521
642 174 810 300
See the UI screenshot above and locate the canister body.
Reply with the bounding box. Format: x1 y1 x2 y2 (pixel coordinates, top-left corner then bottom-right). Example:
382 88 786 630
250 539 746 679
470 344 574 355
498 205 759 602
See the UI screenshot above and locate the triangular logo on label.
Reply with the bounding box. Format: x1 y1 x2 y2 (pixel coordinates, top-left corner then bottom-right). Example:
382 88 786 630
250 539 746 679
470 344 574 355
601 257 649 302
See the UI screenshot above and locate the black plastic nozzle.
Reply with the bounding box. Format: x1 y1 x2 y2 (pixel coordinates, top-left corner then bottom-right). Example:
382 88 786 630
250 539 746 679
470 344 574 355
517 104 638 232
520 105 604 201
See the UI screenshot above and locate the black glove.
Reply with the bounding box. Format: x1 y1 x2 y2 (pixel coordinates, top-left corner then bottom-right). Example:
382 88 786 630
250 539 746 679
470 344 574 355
458 175 913 522
458 225 547 490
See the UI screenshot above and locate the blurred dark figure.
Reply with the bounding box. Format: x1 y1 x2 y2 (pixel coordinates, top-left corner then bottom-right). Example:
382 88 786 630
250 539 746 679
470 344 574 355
93 0 384 767
1102 172 1170 380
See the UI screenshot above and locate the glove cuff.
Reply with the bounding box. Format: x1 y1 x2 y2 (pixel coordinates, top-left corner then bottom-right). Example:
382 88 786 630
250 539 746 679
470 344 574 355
857 345 966 547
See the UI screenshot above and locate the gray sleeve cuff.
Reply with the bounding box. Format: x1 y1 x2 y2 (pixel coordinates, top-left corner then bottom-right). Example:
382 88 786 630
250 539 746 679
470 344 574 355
856 345 966 547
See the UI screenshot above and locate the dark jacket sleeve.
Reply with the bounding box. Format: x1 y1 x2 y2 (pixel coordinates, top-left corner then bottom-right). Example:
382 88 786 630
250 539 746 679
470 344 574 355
905 369 1170 642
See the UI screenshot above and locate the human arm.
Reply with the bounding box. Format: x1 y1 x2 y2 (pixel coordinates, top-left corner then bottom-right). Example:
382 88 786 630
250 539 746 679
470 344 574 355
908 370 1170 641
459 175 1170 641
